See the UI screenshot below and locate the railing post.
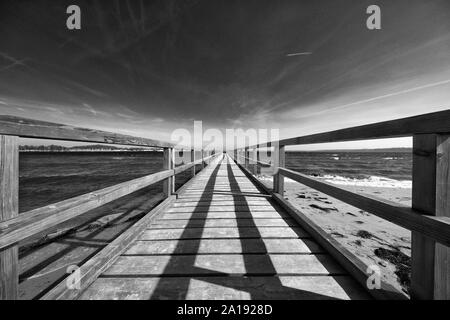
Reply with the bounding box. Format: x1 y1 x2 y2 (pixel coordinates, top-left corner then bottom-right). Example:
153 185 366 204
256 148 261 175
273 144 285 195
201 149 205 169
244 147 249 169
234 149 237 162
163 147 174 197
411 134 450 299
0 135 19 300
191 149 195 177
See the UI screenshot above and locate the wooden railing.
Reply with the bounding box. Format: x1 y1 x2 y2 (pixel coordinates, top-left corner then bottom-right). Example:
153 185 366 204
231 109 450 300
0 116 217 300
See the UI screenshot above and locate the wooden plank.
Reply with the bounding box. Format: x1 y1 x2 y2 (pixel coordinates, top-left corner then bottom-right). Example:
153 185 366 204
150 218 298 228
256 148 261 174
171 200 272 207
435 135 450 299
249 110 450 148
166 205 280 213
162 148 173 197
79 276 370 300
0 135 18 300
278 167 450 246
0 169 173 250
201 149 205 169
273 144 285 194
244 147 249 168
411 135 436 299
40 195 177 300
186 185 259 189
159 211 288 220
191 149 195 176
140 227 309 240
176 194 272 200
124 238 322 255
0 115 174 148
101 254 345 276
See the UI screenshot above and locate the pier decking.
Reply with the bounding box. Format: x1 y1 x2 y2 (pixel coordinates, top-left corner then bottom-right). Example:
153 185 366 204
78 155 369 300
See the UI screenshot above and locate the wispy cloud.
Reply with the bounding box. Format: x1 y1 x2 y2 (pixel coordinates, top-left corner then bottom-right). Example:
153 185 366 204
0 52 29 72
286 52 312 57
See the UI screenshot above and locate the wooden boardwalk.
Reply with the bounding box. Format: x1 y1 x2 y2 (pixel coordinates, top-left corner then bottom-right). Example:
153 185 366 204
79 154 369 300
3 112 449 300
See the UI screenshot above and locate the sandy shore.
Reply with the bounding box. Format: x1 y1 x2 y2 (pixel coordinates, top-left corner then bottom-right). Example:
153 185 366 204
258 176 411 296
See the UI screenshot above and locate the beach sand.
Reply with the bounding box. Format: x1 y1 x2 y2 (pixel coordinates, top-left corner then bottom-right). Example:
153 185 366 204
258 176 411 296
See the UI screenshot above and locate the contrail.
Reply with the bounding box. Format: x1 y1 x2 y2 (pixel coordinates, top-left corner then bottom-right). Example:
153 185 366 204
326 78 450 113
0 52 28 72
286 52 312 57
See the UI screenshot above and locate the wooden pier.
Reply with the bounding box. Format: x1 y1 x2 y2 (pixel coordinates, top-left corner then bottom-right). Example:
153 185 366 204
0 110 449 300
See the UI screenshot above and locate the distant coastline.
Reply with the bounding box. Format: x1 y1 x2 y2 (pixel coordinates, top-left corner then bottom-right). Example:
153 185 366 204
19 144 159 152
19 145 412 153
303 147 412 153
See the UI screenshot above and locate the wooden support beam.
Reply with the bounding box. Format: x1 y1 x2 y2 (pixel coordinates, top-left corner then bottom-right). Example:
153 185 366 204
0 115 174 148
273 144 285 194
244 147 249 169
191 149 195 177
435 134 450 299
411 134 450 299
247 110 450 148
0 135 18 300
163 148 174 197
256 148 261 175
201 149 205 169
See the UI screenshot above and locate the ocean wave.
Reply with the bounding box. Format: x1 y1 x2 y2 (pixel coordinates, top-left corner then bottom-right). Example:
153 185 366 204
255 174 412 189
321 175 411 188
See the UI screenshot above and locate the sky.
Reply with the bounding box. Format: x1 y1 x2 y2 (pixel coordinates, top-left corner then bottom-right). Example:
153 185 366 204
1 0 450 149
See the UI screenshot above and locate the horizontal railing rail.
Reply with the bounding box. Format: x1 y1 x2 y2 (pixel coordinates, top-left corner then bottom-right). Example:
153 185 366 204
0 115 175 148
278 167 450 247
234 154 271 167
248 109 450 148
231 109 450 300
0 115 218 300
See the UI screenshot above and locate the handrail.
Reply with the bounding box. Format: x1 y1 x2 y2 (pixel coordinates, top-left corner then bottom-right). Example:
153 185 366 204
174 154 215 175
248 109 450 148
0 115 175 148
234 154 271 167
278 167 450 247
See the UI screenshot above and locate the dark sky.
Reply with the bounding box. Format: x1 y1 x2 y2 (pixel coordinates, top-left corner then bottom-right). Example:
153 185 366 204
1 0 450 147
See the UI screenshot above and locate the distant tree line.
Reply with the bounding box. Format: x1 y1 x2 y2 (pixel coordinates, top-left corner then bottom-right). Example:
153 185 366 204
19 144 153 151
